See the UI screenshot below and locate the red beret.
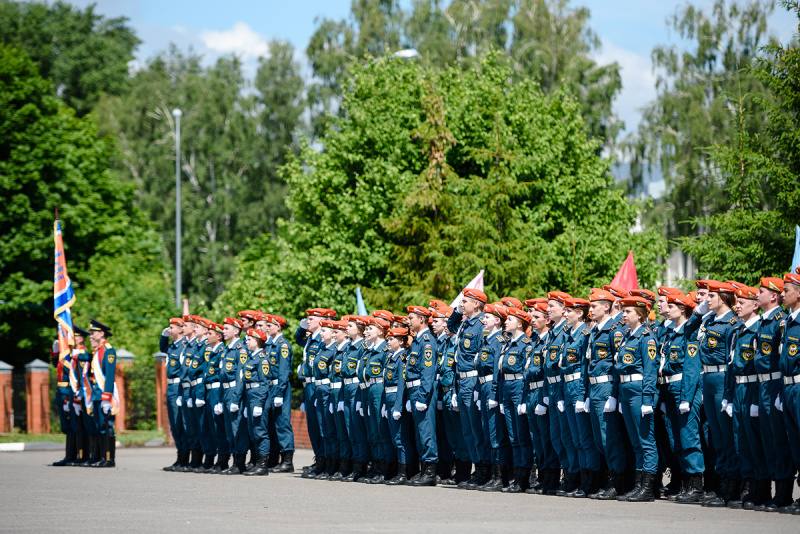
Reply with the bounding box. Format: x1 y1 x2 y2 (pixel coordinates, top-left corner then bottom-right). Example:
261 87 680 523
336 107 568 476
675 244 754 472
501 297 523 309
657 286 683 297
237 310 259 321
694 280 716 290
524 297 547 308
602 285 629 299
462 288 487 303
170 317 185 326
392 314 409 325
589 290 616 302
688 291 698 303
547 291 571 303
484 304 508 320
564 297 590 308
387 327 410 337
666 293 695 308
372 309 394 321
209 322 224 333
707 281 735 294
306 308 337 318
735 286 759 300
784 272 800 286
323 319 348 331
619 297 652 310
761 277 784 293
529 302 549 314
506 307 532 325
431 306 453 319
406 305 432 317
268 315 287 327
246 328 267 342
224 317 243 329
428 300 447 310
629 289 656 302
374 318 390 329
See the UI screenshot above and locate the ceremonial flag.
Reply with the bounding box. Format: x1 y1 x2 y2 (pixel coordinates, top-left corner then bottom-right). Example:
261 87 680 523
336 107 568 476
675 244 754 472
610 251 639 292
792 226 800 273
450 269 485 308
355 287 368 316
182 298 190 317
53 215 76 360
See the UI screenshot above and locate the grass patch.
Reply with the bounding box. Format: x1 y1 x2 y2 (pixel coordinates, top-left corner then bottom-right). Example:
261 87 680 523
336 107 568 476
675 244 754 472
0 429 166 446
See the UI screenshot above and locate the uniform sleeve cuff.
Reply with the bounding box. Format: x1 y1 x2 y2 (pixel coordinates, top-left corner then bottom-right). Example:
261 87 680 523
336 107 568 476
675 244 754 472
101 392 113 402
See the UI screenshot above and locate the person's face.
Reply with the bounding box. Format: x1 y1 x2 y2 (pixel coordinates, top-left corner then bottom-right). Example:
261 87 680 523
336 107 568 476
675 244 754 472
74 334 85 347
505 315 523 333
657 296 668 316
462 297 479 315
241 318 254 330
267 323 280 337
90 330 103 345
320 327 334 344
708 291 728 313
667 303 683 322
757 287 776 311
307 316 322 331
223 324 239 341
565 307 583 325
408 313 425 332
245 336 258 351
194 324 208 338
334 329 347 343
590 301 609 322
736 298 758 318
548 300 564 322
622 307 641 328
207 330 222 344
531 310 548 332
387 337 402 351
168 324 181 339
697 288 709 303
181 322 195 337
482 313 501 332
90 336 99 349
431 318 446 336
346 321 360 339
782 283 800 308
364 325 378 343
256 320 269 333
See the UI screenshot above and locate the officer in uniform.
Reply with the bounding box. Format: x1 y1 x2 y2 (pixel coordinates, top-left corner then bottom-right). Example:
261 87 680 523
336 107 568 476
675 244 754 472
341 315 369 481
161 317 189 471
203 322 228 473
66 326 90 466
362 316 391 483
330 320 352 480
310 320 338 479
188 318 210 471
242 328 271 476
75 327 99 466
385 326 412 484
447 288 490 489
219 316 248 474
88 319 117 468
50 329 78 466
404 305 439 486
177 315 200 471
778 271 800 514
266 314 295 473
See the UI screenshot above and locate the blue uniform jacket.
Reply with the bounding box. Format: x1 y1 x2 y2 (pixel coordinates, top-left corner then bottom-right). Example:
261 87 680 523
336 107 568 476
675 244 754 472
220 339 247 403
559 323 591 400
780 309 800 377
662 321 702 404
544 321 569 402
405 329 437 404
615 325 658 406
438 336 457 388
342 338 367 379
478 329 505 402
295 327 323 380
364 340 390 381
314 343 337 381
268 333 293 397
448 309 484 374
688 309 739 366
164 336 187 380
754 306 785 375
723 316 760 400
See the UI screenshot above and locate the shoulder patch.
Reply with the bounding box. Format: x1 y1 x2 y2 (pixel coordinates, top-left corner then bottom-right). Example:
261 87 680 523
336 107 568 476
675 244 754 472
647 339 656 345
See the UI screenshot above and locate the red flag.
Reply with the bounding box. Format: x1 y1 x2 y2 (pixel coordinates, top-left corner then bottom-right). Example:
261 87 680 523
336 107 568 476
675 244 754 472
610 251 639 291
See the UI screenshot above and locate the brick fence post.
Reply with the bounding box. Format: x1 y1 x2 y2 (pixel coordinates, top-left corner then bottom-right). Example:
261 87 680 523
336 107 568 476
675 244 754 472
25 358 50 434
115 348 135 432
153 351 171 443
0 361 12 432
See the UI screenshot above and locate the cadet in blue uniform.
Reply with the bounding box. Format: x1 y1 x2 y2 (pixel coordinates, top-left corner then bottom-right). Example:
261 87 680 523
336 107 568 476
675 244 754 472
65 326 90 466
429 302 453 484
362 316 391 483
586 290 628 500
404 305 439 486
477 303 510 491
266 315 295 474
560 297 603 497
309 320 338 479
203 322 228 473
614 298 658 502
219 316 248 474
177 315 201 469
447 288 491 489
329 320 352 480
386 326 412 485
242 328 271 476
187 318 210 471
778 271 800 514
341 315 369 481
753 277 794 511
296 308 334 476
660 292 705 504
88 318 117 468
162 317 190 471
499 306 534 493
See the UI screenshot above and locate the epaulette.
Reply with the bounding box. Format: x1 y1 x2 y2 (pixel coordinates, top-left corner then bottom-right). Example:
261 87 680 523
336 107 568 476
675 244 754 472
360 341 367 349
494 333 505 344
729 317 737 325
775 311 784 320
422 332 431 342
581 328 590 337
522 336 531 343
281 342 290 349
104 342 113 349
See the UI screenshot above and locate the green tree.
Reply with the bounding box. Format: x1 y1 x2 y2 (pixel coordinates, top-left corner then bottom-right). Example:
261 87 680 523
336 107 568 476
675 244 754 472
0 0 140 116
0 44 167 370
679 0 800 282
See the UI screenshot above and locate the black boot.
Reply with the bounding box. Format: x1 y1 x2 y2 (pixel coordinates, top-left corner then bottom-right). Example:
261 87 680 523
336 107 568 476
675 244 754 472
502 466 528 493
243 454 261 475
385 462 407 485
201 453 215 473
457 462 475 489
728 477 751 509
527 466 545 495
267 450 280 469
704 475 733 507
221 453 245 475
627 472 655 502
546 469 563 496
89 435 108 467
479 464 503 492
176 450 192 472
453 460 471 485
765 477 794 512
743 479 770 510
598 472 624 500
368 460 386 484
273 450 294 473
164 450 181 472
703 472 722 503
587 470 605 499
618 471 643 501
302 456 319 476
668 472 688 502
245 447 257 471
191 450 205 473
408 462 437 486
675 473 704 503
52 435 76 466
326 456 340 479
210 453 229 474
568 468 590 498
342 461 362 482
314 456 333 479
557 471 580 497
665 471 683 500
67 433 88 466
331 458 348 481
243 453 269 476
359 459 376 483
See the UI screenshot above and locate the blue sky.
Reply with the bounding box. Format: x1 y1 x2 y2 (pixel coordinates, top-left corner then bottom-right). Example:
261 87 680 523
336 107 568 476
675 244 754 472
67 0 796 137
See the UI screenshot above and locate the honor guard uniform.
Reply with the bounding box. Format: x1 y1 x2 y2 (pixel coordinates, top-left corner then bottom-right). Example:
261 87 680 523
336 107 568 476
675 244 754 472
76 328 99 466
161 317 189 471
220 317 249 474
361 317 391 483
340 316 369 481
178 315 201 469
310 320 338 479
88 318 117 468
50 333 77 466
66 326 91 466
188 318 210 471
385 327 412 484
266 315 295 473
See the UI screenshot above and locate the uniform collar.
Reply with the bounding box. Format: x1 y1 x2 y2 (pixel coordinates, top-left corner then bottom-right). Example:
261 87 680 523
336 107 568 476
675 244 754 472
227 338 240 349
325 341 337 349
487 327 501 338
211 342 223 351
337 340 350 350
273 333 284 344
629 325 644 338
251 348 263 357
595 317 612 331
374 339 386 351
762 305 781 320
570 322 585 335
713 310 733 323
662 319 674 329
510 331 524 343
392 348 404 358
790 307 800 321
744 315 761 329
416 328 430 338
466 312 484 325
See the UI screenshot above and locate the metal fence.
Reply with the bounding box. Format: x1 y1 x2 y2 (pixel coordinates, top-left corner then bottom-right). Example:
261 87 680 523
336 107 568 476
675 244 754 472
11 370 26 431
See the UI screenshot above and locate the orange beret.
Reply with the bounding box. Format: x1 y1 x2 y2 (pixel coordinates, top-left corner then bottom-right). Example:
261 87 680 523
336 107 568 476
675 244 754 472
707 280 735 294
629 289 656 302
428 300 447 310
431 306 453 319
374 318 391 329
323 319 348 331
735 286 759 300
602 285 629 299
524 297 547 308
407 305 432 317
784 272 800 286
564 297 589 308
501 297 523 309
666 294 695 308
224 317 243 329
694 279 716 290
246 328 267 342
170 317 185 326
392 314 409 325
372 309 394 321
506 307 532 324
306 308 337 318
725 281 747 291
619 297 652 310
237 310 259 321
529 302 549 314
355 316 374 326
268 315 287 327
387 327 410 337
590 290 616 302
462 288 487 303
208 322 224 333
484 303 508 320
761 277 784 293
687 291 698 303
657 287 683 297
547 291 571 303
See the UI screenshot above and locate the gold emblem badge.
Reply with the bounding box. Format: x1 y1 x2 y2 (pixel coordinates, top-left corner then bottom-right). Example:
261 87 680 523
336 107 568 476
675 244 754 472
225 361 233 371
481 352 488 361
262 361 269 375
598 349 608 359
282 347 289 359
508 356 516 366
761 342 772 355
319 360 327 370
170 360 177 367
670 351 678 362
192 360 198 368
549 349 557 361
623 353 634 364
648 346 656 360
209 367 215 374
447 358 454 367
107 354 115 364
533 355 541 366
464 338 471 349
789 344 798 357
708 337 717 348
743 350 754 361
240 353 247 364
348 361 357 370
245 370 252 379
688 344 698 358
387 370 393 380
409 356 417 366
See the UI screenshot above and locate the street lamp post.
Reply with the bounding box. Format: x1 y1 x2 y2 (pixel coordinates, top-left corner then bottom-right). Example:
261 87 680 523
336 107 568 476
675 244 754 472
172 108 182 310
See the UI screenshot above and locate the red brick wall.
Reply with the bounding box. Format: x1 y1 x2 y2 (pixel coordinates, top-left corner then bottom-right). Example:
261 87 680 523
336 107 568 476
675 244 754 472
290 409 311 449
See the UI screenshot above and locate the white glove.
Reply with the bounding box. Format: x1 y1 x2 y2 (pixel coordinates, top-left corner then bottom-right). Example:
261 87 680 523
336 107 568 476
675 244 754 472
476 400 481 411
299 402 305 413
393 411 401 420
337 401 344 412
437 401 443 410
695 299 709 315
195 399 205 408
356 401 362 412
176 396 183 407
415 401 427 411
274 396 283 408
604 397 617 413
679 401 690 414
162 327 170 337
724 404 733 417
749 404 759 417
473 390 479 402
358 407 364 416
584 397 590 411
300 318 309 330
367 406 370 416
518 404 527 415
329 403 334 414
314 398 317 408
487 399 498 410
557 400 565 412
229 403 239 413
775 395 783 412
405 400 411 412
187 398 193 408
101 400 111 414
73 402 82 415
535 404 547 415
720 399 728 412
244 407 248 418
659 402 666 413
253 406 262 418
52 340 60 353
381 405 386 418
452 394 459 412
296 364 302 375
575 401 585 413
499 403 505 414
214 403 223 415
543 396 550 406
641 405 653 416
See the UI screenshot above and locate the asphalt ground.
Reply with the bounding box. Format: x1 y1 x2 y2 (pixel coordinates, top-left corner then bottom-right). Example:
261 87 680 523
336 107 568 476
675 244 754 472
1 447 797 533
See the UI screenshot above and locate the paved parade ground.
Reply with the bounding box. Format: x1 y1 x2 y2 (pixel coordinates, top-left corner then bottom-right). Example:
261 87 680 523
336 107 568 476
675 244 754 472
0 447 797 533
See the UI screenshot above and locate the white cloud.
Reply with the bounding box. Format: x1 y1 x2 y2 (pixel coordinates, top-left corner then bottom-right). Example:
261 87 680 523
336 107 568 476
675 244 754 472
200 22 270 61
593 38 658 137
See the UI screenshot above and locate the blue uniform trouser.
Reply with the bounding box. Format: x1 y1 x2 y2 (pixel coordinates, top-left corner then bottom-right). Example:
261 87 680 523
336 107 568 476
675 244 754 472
409 386 438 463
193 385 214 456
365 384 384 463
702 371 738 477
56 390 75 435
782 383 800 473
315 384 338 457
435 393 453 465
343 383 367 462
564 381 602 471
480 381 510 466
269 384 295 452
92 400 115 437
546 382 568 470
441 387 469 462
180 386 197 449
166 383 185 451
82 405 98 436
526 388 559 469
619 381 657 474
731 382 765 480
557 400 579 473
384 391 409 463
758 379 793 479
222 389 248 454
332 386 351 459
589 382 626 473
662 381 705 474
502 379 532 468
245 392 270 456
205 385 228 455
457 376 489 464
303 382 322 456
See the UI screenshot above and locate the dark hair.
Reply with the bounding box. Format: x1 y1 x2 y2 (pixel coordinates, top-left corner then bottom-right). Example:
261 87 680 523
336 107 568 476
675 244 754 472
574 307 590 322
678 304 693 319
628 306 648 323
252 337 265 349
475 301 485 312
349 321 365 336
718 292 736 309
